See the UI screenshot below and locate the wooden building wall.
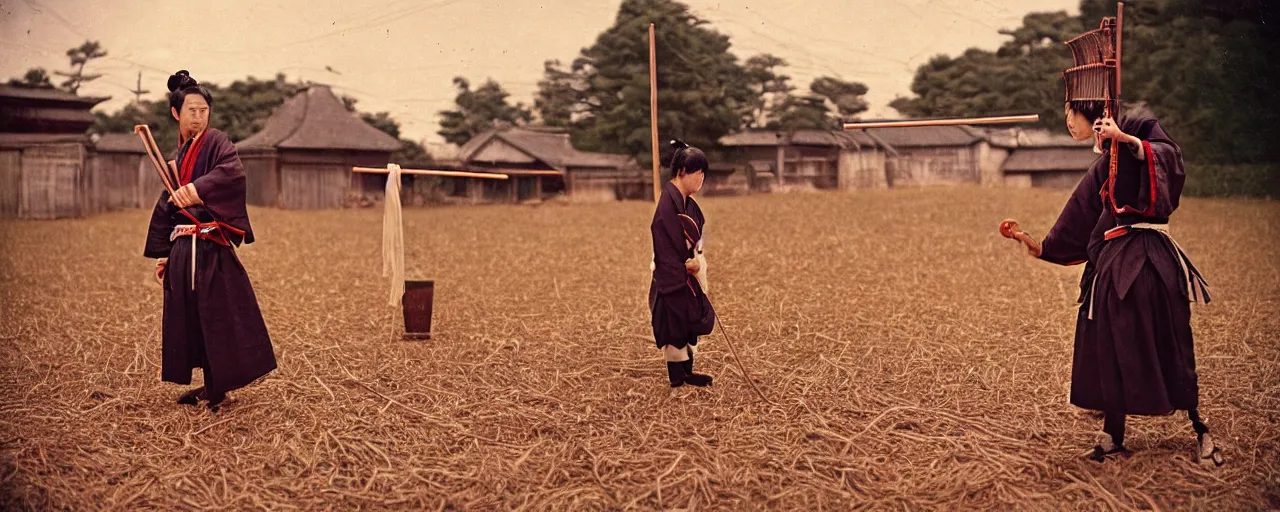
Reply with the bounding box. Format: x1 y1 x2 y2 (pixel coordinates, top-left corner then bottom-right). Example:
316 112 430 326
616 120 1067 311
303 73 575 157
565 169 652 202
237 148 390 209
87 151 144 213
701 169 749 196
15 143 83 220
241 150 279 207
278 150 389 210
838 149 888 190
136 157 165 208
0 150 20 217
565 175 616 202
975 142 1011 187
782 151 839 190
886 146 979 187
723 145 842 192
478 177 514 202
1 144 157 220
280 163 348 210
723 146 777 192
437 177 516 205
462 162 559 203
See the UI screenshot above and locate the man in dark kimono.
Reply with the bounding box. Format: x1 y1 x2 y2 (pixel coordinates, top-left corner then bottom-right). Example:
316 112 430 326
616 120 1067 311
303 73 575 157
144 70 276 412
1026 98 1220 464
649 140 716 388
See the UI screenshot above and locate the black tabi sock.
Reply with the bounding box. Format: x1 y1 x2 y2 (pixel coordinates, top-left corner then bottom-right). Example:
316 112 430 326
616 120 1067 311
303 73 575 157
177 386 204 406
667 362 686 387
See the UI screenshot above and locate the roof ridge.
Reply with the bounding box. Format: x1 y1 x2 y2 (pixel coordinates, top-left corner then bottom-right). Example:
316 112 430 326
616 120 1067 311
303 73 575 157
495 130 565 171
278 87 311 146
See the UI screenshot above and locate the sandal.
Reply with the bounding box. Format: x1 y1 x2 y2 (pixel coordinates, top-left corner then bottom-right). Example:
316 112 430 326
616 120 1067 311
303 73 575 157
176 386 205 406
1086 443 1129 462
1197 433 1225 467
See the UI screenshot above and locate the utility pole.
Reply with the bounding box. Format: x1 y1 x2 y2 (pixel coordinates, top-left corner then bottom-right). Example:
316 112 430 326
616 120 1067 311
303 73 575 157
129 71 150 104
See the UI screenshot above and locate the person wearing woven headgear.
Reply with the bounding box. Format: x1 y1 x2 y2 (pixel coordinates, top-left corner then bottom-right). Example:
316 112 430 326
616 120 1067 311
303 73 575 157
648 139 715 388
1021 65 1220 463
143 70 277 412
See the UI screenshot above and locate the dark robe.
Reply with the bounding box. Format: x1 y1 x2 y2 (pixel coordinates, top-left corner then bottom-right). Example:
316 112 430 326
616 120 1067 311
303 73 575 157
1038 107 1209 417
648 182 716 350
143 128 277 395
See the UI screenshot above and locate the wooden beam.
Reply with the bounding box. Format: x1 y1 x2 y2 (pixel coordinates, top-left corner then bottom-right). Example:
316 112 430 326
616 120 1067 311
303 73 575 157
479 168 565 177
843 114 1040 130
352 166 509 180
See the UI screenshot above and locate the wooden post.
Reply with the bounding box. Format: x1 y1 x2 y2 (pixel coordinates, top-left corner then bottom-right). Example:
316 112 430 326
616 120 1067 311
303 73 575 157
649 23 660 204
775 144 784 187
1116 3 1124 99
275 154 284 209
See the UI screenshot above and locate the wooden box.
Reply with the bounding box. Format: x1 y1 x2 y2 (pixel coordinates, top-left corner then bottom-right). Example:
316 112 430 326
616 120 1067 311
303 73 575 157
401 279 434 339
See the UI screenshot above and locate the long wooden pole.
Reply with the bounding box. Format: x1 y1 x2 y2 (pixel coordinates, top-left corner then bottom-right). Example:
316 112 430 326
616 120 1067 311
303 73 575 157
843 114 1039 130
352 166 509 180
1103 3 1124 212
649 23 660 205
1116 2 1123 99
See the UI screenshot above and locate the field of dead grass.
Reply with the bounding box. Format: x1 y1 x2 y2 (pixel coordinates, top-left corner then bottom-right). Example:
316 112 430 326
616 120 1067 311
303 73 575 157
1 185 1277 510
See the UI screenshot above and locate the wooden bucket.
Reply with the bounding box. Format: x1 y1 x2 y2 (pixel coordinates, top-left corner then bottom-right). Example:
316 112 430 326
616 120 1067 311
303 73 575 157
401 279 434 339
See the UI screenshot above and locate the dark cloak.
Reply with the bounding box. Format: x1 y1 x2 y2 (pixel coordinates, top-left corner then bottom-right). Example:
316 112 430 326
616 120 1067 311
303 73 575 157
143 128 277 395
1038 105 1209 417
648 181 716 350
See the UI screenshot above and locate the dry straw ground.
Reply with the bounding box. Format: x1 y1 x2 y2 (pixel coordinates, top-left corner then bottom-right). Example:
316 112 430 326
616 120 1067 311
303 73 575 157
1 186 1277 511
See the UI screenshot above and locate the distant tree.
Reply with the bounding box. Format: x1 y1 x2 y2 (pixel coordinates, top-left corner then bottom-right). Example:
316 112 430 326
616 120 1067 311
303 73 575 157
567 0 757 167
437 77 533 146
809 76 870 123
7 68 55 89
534 59 586 128
888 0 1280 195
92 73 430 166
56 40 108 94
742 53 793 129
771 95 837 131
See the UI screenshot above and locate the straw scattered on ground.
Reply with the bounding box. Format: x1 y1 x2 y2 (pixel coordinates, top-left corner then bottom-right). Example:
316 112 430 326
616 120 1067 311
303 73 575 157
1 186 1277 510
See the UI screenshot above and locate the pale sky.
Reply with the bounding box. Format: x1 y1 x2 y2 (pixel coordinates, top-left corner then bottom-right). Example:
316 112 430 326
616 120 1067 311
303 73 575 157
1 0 1079 145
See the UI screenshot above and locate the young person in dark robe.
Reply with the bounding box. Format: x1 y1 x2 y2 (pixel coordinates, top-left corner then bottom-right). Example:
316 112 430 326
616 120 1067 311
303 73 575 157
648 140 716 388
1025 98 1220 464
143 70 277 412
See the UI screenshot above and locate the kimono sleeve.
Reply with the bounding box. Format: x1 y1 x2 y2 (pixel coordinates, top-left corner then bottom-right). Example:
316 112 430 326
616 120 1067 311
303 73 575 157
142 190 175 259
1038 161 1105 266
1132 139 1184 218
1108 120 1185 218
652 209 692 295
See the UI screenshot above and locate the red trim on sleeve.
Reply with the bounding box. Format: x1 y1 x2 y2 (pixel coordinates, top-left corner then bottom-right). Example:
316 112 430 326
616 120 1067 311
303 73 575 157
1141 140 1156 217
1103 139 1154 217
